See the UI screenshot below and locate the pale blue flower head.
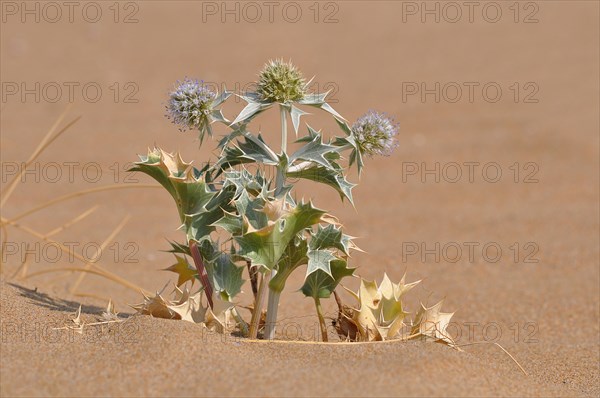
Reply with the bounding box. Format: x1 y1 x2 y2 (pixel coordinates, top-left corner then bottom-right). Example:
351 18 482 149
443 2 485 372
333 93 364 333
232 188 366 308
351 111 399 157
165 78 219 144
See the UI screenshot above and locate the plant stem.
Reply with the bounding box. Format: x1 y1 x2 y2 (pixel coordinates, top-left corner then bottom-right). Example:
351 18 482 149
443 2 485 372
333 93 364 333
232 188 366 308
274 167 286 199
264 289 280 340
274 105 287 198
246 260 258 300
263 105 288 340
189 241 213 309
232 307 249 337
315 297 329 342
248 271 270 338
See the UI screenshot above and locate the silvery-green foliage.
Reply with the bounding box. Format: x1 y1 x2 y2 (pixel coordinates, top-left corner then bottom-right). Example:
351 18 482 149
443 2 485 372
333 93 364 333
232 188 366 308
130 149 244 301
217 124 356 203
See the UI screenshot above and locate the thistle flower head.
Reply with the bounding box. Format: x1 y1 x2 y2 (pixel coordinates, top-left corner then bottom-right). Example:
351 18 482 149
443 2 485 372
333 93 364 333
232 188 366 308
165 78 216 132
351 111 399 157
256 59 306 103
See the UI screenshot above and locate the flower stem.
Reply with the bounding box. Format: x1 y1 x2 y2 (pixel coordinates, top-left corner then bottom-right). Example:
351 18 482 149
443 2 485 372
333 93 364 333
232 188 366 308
248 271 270 338
274 105 288 198
315 297 329 342
280 104 287 154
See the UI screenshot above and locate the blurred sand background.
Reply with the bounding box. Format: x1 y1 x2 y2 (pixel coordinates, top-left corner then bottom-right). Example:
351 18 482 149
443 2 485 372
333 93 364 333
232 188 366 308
1 1 599 396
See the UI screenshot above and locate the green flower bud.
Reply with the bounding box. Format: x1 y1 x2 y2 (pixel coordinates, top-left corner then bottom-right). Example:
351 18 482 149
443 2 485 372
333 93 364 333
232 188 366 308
256 59 306 104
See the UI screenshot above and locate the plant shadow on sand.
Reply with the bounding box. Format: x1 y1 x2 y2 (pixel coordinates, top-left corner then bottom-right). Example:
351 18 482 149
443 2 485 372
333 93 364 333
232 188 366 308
7 282 108 316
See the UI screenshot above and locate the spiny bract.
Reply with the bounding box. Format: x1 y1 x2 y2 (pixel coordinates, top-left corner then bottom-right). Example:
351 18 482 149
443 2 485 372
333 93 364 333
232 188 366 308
256 59 306 103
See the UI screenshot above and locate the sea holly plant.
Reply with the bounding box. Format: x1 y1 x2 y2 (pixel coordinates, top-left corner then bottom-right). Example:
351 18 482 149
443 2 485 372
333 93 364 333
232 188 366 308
131 59 454 344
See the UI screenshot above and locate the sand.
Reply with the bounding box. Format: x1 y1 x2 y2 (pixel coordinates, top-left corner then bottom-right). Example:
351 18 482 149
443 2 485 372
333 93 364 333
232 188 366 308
1 1 599 397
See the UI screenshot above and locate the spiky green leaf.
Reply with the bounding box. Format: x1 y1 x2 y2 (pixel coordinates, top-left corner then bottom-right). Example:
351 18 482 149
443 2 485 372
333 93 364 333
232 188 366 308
288 127 339 169
165 240 191 256
310 224 354 256
234 190 268 231
215 134 278 172
131 148 232 243
306 249 336 277
235 201 325 271
269 236 309 293
230 101 272 126
206 252 245 301
301 258 355 299
286 164 355 204
211 211 244 236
